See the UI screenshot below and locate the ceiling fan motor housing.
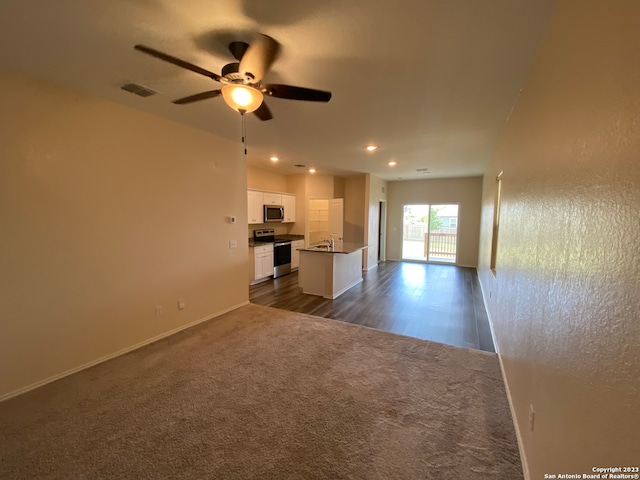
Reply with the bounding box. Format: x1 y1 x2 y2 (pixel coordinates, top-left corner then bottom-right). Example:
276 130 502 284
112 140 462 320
221 62 242 81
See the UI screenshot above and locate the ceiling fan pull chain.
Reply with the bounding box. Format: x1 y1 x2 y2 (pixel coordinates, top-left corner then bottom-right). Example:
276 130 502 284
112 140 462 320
240 110 248 156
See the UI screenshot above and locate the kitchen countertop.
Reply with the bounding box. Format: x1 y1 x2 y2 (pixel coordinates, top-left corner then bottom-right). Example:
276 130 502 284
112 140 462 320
298 243 369 254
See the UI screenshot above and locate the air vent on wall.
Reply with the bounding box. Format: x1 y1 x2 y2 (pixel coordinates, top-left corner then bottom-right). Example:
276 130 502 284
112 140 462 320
120 83 157 98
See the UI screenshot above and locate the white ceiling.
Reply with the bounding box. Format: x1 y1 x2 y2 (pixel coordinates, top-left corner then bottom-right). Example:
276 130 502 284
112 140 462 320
0 0 557 181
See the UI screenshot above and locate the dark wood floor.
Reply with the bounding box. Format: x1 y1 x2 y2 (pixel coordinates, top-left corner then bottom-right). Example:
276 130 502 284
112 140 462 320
249 261 495 353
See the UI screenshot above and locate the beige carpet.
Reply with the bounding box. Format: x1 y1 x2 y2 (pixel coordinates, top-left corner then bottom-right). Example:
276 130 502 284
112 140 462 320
0 304 523 479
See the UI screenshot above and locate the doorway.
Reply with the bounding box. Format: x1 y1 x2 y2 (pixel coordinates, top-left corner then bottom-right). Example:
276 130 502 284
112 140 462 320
307 198 344 246
378 200 387 262
401 204 458 263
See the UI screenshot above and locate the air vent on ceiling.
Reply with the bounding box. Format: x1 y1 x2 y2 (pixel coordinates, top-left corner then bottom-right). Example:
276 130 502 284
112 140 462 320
120 83 157 98
415 168 429 172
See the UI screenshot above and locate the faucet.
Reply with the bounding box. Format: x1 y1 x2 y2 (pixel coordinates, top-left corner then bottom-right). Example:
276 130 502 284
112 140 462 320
322 238 335 248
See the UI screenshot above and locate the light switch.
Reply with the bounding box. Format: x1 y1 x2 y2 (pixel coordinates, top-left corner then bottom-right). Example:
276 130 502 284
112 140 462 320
229 240 237 249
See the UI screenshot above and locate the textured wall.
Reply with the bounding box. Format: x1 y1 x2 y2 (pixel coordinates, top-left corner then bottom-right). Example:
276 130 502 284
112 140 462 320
386 177 482 267
477 1 640 477
0 71 249 399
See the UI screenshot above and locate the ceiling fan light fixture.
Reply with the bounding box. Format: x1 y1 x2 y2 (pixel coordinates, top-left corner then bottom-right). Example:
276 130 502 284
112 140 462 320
221 84 263 113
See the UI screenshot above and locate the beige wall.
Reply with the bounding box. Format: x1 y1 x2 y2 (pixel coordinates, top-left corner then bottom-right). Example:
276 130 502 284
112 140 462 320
306 174 335 199
344 176 366 243
364 174 387 269
478 1 640 477
0 71 249 399
333 176 345 199
247 167 288 192
386 177 482 267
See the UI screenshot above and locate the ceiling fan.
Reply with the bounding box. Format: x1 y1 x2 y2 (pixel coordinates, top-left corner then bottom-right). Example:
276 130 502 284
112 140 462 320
134 34 332 121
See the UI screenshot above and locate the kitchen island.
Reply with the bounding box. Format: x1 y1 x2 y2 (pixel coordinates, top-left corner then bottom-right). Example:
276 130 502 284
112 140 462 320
297 243 369 299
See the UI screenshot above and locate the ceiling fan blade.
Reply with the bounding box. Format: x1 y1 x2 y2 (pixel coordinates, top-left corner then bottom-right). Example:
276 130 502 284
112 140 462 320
262 84 332 102
134 45 222 82
239 34 280 84
253 101 273 121
172 90 222 105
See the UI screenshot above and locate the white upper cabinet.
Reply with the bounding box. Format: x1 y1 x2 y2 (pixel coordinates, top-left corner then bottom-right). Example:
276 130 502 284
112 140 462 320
263 193 282 205
248 190 264 224
282 194 296 223
247 190 296 224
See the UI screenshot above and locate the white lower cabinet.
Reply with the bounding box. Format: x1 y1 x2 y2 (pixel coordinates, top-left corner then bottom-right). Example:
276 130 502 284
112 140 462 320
291 240 304 270
250 244 274 283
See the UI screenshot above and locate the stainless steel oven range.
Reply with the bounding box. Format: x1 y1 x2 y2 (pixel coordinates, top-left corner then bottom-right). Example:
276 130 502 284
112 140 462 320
253 229 292 278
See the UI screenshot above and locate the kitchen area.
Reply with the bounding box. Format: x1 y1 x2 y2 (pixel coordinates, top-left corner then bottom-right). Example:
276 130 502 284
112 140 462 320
248 186 369 299
248 188 304 284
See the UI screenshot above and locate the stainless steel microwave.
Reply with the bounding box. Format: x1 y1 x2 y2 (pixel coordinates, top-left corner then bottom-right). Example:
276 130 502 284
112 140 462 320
264 204 284 222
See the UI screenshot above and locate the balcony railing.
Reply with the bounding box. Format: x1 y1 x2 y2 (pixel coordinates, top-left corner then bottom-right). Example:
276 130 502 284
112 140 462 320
424 233 457 259
402 225 457 262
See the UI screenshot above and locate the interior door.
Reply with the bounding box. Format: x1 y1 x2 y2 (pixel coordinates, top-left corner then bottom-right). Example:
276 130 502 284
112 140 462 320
329 198 344 242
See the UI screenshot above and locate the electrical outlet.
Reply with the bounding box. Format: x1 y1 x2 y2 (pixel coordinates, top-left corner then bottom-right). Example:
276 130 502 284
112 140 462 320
155 305 163 317
178 299 185 310
529 405 535 431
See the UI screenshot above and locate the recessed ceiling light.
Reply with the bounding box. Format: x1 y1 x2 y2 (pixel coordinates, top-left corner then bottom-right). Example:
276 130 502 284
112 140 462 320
270 156 279 162
388 161 397 166
365 145 378 152
309 168 316 174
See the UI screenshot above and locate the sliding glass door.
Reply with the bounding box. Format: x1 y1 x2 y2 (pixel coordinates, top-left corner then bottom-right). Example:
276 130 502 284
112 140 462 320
402 204 458 263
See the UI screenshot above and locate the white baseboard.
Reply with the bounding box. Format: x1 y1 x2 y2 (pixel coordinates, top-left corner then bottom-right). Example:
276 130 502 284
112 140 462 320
477 274 530 480
0 301 250 403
